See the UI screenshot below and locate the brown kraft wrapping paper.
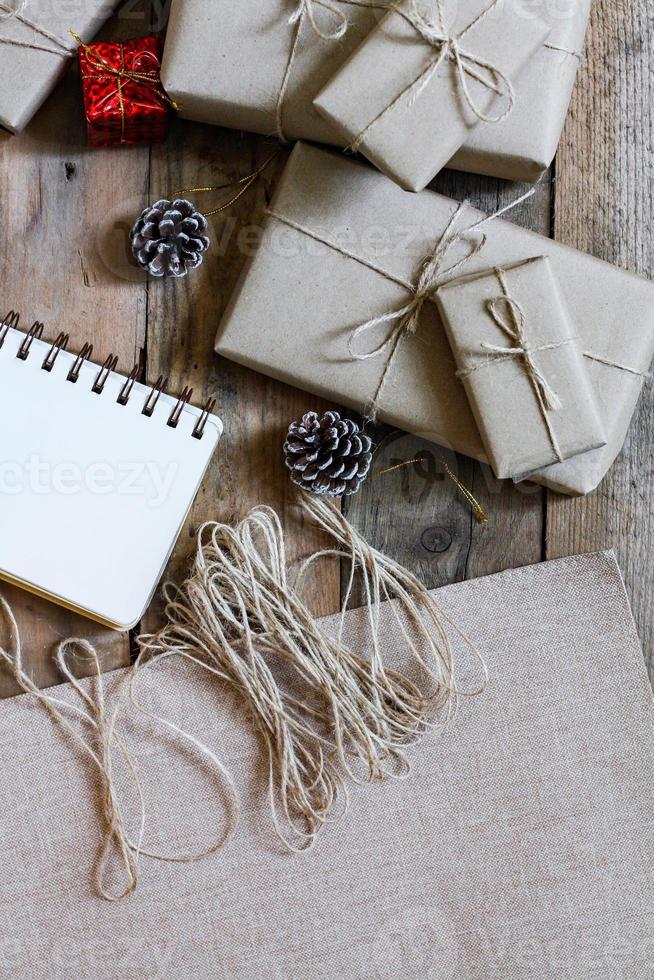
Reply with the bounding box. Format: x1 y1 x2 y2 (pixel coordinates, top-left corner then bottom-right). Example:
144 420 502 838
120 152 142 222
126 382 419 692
161 0 589 182
1 552 654 977
436 256 606 479
313 0 551 191
215 144 654 497
160 0 381 143
0 0 119 133
449 0 591 181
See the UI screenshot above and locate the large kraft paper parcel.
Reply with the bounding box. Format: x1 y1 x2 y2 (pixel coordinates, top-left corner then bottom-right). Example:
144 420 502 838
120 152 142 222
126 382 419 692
1 552 653 977
161 0 590 182
215 143 654 497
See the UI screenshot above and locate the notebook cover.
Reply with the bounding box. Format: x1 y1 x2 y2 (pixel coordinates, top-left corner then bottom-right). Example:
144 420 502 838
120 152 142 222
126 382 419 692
0 551 652 977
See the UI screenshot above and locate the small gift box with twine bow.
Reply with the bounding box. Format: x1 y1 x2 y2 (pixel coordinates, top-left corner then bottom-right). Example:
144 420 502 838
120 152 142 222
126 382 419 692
436 256 606 479
314 0 551 192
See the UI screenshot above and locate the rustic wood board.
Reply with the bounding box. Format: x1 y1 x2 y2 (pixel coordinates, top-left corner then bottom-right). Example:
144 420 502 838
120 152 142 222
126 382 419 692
0 0 652 694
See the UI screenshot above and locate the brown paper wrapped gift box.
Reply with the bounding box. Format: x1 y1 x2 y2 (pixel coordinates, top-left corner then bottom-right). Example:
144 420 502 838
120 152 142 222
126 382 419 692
0 0 120 133
435 256 606 480
1 552 654 977
161 0 590 182
313 0 552 192
448 0 591 181
215 143 654 497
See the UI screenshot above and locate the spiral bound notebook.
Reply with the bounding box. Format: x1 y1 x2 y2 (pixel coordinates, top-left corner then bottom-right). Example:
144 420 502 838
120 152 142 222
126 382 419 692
0 313 223 630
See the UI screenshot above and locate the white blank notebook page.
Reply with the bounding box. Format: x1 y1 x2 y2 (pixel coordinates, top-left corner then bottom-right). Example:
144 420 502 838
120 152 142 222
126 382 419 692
0 327 222 629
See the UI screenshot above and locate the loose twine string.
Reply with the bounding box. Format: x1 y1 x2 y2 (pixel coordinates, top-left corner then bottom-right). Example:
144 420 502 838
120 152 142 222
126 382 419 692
137 500 488 852
456 266 574 463
0 595 240 901
0 498 487 882
140 506 486 851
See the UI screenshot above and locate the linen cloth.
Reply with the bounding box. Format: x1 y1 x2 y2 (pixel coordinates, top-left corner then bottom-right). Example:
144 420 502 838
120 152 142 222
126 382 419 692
1 551 653 978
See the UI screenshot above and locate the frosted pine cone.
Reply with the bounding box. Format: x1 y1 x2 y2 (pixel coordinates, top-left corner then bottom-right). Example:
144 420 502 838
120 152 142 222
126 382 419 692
284 411 374 497
130 198 210 278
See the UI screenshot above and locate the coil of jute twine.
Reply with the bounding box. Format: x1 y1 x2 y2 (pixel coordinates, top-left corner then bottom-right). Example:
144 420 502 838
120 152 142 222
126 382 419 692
0 595 240 901
455 265 575 463
0 481 488 883
135 500 487 852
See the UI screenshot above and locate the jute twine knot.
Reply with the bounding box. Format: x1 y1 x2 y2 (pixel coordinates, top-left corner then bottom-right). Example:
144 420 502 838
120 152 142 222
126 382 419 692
348 203 486 369
266 185 536 424
291 0 348 40
346 191 538 421
483 293 562 411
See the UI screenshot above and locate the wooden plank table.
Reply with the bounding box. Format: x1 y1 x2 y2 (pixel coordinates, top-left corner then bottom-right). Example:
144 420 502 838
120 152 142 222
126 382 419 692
0 0 651 696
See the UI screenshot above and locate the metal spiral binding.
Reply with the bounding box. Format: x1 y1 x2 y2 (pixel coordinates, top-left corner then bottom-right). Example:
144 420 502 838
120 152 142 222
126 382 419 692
117 362 141 406
168 386 193 429
2 310 216 440
17 321 44 360
0 310 20 348
93 354 118 394
143 375 168 417
192 398 217 440
67 342 94 383
42 332 69 372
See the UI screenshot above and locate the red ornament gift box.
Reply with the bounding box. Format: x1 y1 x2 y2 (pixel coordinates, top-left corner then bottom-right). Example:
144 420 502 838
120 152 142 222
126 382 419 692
78 34 171 147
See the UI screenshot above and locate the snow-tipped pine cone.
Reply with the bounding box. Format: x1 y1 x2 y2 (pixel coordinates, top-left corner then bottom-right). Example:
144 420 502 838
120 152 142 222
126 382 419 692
130 198 210 278
284 411 374 497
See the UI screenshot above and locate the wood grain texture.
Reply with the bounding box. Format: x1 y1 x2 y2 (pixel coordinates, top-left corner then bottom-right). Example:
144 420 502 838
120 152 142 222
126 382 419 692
0 8 151 696
547 0 654 677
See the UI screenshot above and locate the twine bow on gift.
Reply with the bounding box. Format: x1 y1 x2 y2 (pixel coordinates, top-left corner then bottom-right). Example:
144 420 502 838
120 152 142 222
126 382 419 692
71 32 178 143
350 0 516 153
291 0 349 39
345 187 535 420
456 266 575 463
